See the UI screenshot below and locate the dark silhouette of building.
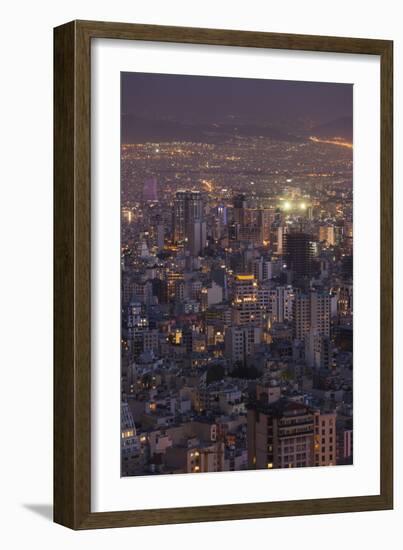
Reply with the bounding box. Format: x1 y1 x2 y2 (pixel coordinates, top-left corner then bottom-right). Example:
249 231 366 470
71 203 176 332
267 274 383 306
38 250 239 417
342 255 353 280
151 278 168 304
233 193 247 226
284 232 314 281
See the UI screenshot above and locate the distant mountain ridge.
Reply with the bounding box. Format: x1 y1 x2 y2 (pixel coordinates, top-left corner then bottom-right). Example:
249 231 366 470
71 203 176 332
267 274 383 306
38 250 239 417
309 116 353 141
121 114 302 144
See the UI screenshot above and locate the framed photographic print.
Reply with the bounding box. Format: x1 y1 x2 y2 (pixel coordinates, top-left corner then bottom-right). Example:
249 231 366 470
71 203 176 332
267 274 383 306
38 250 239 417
54 20 393 529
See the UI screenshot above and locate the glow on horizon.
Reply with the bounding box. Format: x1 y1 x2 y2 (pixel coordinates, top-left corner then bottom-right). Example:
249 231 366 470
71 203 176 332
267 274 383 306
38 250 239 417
309 136 353 149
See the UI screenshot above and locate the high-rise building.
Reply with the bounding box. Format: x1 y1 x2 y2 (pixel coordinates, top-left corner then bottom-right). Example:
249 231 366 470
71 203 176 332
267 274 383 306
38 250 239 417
305 331 332 369
258 209 273 244
121 401 141 475
231 194 264 243
189 219 207 257
231 274 261 326
127 302 149 358
217 205 228 225
293 292 311 340
338 283 353 315
284 232 314 280
173 190 206 255
276 286 295 323
336 420 353 465
157 223 165 250
293 290 331 340
252 257 280 282
142 176 158 202
276 225 289 255
142 329 159 354
173 192 186 243
314 411 337 466
319 224 335 246
341 255 353 281
233 193 247 227
257 285 295 324
233 274 257 301
201 281 223 310
310 291 331 335
247 395 337 470
247 398 316 469
225 325 262 366
151 278 168 304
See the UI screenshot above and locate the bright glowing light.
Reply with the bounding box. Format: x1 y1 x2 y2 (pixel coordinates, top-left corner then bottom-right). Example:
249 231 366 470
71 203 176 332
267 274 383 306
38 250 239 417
155 147 160 153
309 136 353 149
202 179 213 192
300 203 306 210
284 201 291 210
235 275 255 281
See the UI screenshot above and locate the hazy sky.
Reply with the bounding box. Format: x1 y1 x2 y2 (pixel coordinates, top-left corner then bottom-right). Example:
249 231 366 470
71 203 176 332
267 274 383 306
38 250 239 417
121 71 353 129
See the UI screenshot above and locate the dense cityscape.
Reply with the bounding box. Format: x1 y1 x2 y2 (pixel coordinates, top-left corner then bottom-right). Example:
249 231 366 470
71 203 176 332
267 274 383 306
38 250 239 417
121 74 353 477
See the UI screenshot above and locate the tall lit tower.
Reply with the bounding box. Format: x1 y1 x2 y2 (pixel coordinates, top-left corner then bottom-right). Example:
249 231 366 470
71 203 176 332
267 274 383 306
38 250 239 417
173 190 206 255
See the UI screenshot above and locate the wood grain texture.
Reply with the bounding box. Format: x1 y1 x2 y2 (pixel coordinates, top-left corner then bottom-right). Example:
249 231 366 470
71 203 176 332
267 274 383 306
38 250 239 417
54 21 76 528
379 40 393 507
54 20 91 528
54 20 393 530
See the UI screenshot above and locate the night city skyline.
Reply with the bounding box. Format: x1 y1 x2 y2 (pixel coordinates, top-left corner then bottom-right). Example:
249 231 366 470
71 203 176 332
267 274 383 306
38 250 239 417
121 72 353 477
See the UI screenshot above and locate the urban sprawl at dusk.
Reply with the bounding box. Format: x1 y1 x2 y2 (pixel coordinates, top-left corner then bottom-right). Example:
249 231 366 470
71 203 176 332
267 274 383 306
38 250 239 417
121 73 353 477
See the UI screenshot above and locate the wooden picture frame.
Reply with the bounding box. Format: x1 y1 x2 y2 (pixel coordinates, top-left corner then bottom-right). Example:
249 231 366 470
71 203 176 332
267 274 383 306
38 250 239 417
54 20 393 529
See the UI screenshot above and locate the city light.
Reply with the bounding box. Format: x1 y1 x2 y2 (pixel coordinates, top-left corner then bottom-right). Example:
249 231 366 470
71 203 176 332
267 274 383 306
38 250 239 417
235 274 255 281
120 73 353 478
309 136 353 149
